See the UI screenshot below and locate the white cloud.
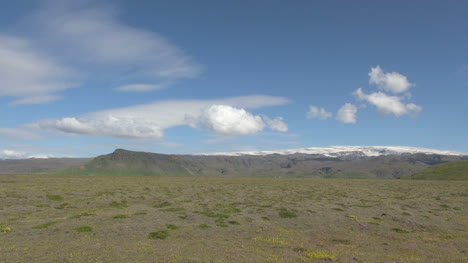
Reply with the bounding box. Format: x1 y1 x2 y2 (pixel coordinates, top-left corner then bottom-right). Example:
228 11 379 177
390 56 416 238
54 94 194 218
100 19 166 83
405 103 423 115
198 105 265 135
369 66 413 94
28 154 55 159
0 0 202 105
336 103 357 124
354 88 422 116
0 149 55 159
264 116 288 132
115 84 163 92
38 95 291 138
41 116 164 139
307 106 333 120
0 35 77 104
0 149 25 159
34 1 201 88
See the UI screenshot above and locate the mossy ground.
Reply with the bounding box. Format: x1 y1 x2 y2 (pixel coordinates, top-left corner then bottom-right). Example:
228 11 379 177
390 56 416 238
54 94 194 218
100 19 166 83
0 175 467 262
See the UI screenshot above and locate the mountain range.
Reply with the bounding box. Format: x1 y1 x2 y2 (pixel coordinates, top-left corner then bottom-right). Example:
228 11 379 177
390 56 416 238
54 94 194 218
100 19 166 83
1 146 466 179
59 146 467 179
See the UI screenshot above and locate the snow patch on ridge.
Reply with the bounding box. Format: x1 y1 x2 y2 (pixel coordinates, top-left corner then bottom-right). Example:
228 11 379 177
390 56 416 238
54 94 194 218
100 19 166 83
197 146 467 157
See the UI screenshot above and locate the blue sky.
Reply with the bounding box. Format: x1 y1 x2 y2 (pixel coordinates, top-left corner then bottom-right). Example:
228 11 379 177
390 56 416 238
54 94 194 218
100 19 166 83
1 0 467 158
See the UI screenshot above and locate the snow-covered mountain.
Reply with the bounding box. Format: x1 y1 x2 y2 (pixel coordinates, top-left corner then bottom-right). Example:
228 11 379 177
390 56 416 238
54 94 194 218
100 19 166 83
198 146 467 158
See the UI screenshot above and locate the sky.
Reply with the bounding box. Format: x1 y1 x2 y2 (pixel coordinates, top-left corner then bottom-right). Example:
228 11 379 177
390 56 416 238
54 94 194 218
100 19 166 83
1 0 467 158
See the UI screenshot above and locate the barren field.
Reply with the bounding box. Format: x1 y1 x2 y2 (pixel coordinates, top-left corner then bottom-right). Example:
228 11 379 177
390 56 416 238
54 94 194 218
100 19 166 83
0 175 467 262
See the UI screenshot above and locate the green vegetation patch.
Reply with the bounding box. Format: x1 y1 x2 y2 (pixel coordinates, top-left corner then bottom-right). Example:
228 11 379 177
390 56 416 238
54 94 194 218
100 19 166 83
113 214 128 219
109 200 128 208
166 224 178 230
325 172 368 179
195 210 229 219
215 218 228 227
215 203 241 214
392 228 411 233
134 211 147 216
54 202 71 209
74 226 93 232
46 194 64 201
153 201 172 208
279 208 297 218
148 230 170 240
35 204 50 208
32 221 58 229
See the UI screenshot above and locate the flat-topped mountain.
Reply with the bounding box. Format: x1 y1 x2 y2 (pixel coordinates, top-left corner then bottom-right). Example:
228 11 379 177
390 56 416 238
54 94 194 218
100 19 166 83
59 147 467 179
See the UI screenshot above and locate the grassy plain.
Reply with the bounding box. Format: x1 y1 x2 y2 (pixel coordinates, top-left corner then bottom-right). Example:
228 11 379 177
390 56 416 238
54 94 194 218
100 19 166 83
0 175 467 262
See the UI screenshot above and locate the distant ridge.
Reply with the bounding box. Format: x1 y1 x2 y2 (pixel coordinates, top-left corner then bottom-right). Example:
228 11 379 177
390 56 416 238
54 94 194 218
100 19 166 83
0 158 91 174
58 147 467 179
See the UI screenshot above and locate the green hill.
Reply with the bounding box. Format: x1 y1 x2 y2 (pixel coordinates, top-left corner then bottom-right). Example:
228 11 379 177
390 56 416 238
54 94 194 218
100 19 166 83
59 149 198 176
408 160 468 180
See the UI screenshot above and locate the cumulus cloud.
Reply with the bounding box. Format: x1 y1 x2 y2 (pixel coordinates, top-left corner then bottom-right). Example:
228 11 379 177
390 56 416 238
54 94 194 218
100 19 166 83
307 106 333 120
354 88 422 116
264 116 288 132
38 95 291 138
0 35 77 104
336 103 357 124
198 105 265 135
369 66 413 94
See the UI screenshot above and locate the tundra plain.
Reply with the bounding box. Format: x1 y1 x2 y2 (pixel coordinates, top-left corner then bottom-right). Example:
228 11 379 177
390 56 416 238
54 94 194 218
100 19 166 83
0 175 467 262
